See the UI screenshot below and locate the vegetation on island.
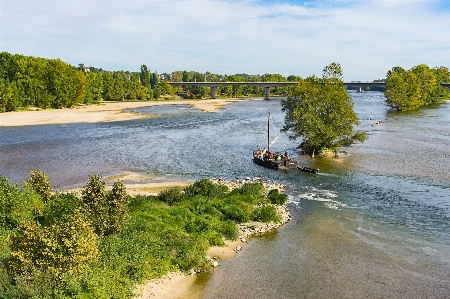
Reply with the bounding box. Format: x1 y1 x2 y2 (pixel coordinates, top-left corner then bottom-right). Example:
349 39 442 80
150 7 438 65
281 63 367 156
384 64 450 111
0 171 286 298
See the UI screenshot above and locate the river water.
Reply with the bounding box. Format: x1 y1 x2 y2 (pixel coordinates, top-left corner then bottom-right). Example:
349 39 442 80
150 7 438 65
1 92 449 298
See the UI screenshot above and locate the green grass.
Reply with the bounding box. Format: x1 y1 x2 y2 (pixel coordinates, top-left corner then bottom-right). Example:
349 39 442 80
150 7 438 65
0 173 286 298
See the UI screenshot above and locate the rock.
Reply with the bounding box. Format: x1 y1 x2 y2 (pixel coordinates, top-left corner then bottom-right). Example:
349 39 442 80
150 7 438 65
212 261 219 268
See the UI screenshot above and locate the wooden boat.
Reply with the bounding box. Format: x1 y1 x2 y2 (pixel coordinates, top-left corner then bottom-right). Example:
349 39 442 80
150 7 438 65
253 110 298 170
298 165 319 174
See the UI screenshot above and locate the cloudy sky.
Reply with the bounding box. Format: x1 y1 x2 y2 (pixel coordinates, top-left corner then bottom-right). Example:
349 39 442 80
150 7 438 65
0 0 449 81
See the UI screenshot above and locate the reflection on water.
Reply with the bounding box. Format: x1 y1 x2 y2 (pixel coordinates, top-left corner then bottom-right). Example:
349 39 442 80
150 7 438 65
1 93 449 297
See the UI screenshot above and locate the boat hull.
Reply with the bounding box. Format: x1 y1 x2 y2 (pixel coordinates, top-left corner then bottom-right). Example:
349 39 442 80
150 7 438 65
253 154 298 170
298 166 319 173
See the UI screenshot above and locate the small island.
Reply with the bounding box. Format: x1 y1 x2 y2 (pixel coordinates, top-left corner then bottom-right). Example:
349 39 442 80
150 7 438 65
0 170 291 298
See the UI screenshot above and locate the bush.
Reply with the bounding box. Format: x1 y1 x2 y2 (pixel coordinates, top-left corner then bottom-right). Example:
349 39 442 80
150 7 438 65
80 174 129 236
267 189 288 205
229 183 265 204
189 197 222 218
105 180 130 236
219 219 238 240
213 198 252 223
251 205 280 222
184 179 227 198
24 170 52 203
9 214 99 282
157 186 185 205
41 191 80 226
0 176 43 230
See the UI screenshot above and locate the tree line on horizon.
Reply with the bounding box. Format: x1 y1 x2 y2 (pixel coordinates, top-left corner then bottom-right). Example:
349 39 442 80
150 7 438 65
0 52 302 112
1 52 449 113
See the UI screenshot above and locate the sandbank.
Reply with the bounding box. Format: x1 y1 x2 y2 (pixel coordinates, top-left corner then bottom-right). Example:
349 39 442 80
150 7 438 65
0 97 261 127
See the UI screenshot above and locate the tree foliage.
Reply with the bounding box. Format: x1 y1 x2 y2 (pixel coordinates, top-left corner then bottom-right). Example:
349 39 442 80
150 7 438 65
0 52 166 112
80 174 130 237
0 172 289 298
24 170 52 203
9 214 98 281
385 64 449 111
0 177 43 230
281 62 366 154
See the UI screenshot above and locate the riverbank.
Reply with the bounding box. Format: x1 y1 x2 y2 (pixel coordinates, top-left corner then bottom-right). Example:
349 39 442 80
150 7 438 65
0 97 261 127
134 177 291 299
61 172 292 299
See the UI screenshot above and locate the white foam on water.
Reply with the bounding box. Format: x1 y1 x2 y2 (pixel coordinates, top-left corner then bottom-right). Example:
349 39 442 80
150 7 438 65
288 187 346 210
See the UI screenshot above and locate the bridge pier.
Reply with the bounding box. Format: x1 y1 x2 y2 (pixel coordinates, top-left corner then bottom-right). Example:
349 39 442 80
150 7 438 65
210 86 217 99
264 86 271 100
357 86 363 93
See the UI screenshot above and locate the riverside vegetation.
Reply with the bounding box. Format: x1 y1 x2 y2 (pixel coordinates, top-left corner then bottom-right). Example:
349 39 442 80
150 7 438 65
0 170 288 298
0 51 298 113
384 64 450 111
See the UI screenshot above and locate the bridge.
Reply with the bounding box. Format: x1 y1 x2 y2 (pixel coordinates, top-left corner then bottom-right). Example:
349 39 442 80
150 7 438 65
168 82 450 100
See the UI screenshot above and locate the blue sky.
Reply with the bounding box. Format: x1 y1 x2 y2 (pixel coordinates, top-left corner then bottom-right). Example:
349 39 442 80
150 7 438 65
0 0 449 81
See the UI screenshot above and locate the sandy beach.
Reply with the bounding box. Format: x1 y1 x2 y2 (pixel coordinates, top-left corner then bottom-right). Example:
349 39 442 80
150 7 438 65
0 98 258 127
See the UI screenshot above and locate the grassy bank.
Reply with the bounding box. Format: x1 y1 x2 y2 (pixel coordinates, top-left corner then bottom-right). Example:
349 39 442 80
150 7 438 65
0 171 288 298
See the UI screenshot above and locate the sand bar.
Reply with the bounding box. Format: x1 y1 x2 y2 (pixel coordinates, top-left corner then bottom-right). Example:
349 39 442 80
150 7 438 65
0 98 258 127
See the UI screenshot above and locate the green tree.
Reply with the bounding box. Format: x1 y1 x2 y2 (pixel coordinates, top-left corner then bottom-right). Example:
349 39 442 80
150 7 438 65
0 176 43 230
385 66 424 110
9 214 98 281
24 169 52 203
281 62 366 155
139 64 151 90
80 174 129 236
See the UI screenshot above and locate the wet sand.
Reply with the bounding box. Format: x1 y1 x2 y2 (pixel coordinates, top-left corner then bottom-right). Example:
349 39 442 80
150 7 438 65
0 98 259 127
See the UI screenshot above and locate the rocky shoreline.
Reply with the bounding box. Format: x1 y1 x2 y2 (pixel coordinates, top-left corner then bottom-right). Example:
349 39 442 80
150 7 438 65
206 177 292 267
135 177 292 299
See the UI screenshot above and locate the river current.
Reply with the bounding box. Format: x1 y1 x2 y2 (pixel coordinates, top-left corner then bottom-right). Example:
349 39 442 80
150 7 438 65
1 92 449 298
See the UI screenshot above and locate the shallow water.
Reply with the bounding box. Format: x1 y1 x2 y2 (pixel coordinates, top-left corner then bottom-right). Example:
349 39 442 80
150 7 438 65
1 93 449 298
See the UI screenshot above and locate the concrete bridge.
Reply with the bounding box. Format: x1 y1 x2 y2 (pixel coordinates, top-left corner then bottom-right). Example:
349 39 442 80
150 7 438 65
168 81 450 100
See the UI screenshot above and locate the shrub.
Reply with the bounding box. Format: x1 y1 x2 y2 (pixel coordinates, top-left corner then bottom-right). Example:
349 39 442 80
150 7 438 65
0 176 43 230
41 191 80 226
240 183 264 197
9 214 98 282
251 205 280 222
80 174 129 236
219 219 238 240
267 189 288 205
24 170 52 203
229 183 265 203
213 198 252 223
105 180 130 236
189 197 222 218
157 186 185 205
184 179 227 198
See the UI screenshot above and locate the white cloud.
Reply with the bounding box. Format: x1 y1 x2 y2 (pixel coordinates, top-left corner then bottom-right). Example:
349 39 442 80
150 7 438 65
0 0 448 80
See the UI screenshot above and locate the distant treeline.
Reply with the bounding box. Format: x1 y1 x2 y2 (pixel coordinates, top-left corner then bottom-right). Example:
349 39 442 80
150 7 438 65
2 52 449 113
0 52 171 112
0 52 305 112
170 72 302 99
384 64 450 111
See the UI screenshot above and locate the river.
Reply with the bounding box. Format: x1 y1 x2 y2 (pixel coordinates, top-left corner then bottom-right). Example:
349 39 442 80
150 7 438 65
1 92 449 298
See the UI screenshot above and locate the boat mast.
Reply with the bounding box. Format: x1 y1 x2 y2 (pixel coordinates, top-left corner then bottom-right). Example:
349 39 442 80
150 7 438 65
267 110 270 153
